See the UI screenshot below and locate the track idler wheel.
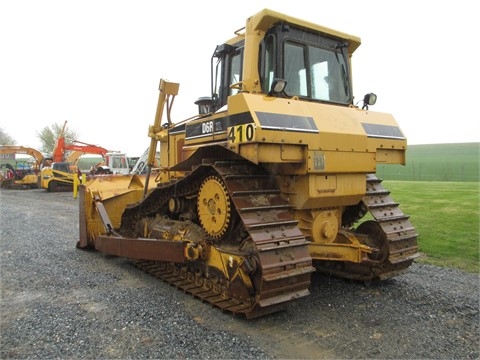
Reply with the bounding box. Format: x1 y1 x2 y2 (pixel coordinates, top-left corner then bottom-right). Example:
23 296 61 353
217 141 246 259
197 175 231 238
356 220 389 263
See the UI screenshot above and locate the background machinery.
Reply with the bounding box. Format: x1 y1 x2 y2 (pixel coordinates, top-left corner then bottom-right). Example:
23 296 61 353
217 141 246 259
129 147 160 175
51 120 130 174
0 146 44 189
39 121 129 191
78 9 419 318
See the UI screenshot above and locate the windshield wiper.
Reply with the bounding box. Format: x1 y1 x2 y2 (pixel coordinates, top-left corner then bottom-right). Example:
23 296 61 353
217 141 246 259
334 51 349 97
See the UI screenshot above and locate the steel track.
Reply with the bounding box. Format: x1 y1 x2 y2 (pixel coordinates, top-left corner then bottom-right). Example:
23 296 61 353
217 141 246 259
314 174 419 281
128 161 314 318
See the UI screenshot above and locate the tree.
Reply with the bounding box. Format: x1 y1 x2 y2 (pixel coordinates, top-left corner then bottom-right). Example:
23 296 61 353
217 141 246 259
36 121 79 154
0 127 16 145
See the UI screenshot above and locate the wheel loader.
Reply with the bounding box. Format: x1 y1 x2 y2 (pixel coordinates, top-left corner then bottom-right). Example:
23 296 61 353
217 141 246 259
77 9 419 318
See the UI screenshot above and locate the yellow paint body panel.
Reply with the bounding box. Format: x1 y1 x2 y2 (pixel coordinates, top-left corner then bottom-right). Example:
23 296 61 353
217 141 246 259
79 174 159 244
226 93 405 171
279 173 366 209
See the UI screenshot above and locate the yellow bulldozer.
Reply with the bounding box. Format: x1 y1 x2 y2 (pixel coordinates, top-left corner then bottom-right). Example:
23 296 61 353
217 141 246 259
77 9 419 319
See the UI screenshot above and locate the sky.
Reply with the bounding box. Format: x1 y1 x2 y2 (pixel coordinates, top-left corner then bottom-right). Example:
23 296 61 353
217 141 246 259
1 0 479 157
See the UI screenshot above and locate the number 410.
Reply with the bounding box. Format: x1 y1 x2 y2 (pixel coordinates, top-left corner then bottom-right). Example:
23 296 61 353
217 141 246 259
227 124 255 143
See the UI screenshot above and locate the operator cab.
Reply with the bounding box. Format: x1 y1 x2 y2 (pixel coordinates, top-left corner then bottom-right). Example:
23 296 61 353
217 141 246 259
196 18 357 114
52 162 72 173
261 24 352 105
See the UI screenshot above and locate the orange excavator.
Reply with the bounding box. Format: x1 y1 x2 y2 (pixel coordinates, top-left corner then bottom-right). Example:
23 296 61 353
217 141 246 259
52 121 130 174
38 121 108 191
51 121 108 163
39 121 130 191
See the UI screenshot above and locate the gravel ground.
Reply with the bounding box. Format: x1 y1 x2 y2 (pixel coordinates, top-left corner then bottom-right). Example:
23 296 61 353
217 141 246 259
0 188 478 359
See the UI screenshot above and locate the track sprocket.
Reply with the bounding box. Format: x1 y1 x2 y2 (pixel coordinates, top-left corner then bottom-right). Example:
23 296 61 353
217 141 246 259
197 175 232 238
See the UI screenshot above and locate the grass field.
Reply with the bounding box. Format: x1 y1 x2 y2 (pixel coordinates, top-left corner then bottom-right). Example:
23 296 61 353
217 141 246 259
381 180 479 273
378 142 479 182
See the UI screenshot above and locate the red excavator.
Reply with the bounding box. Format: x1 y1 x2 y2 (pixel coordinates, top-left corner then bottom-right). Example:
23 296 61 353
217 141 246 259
39 121 129 191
